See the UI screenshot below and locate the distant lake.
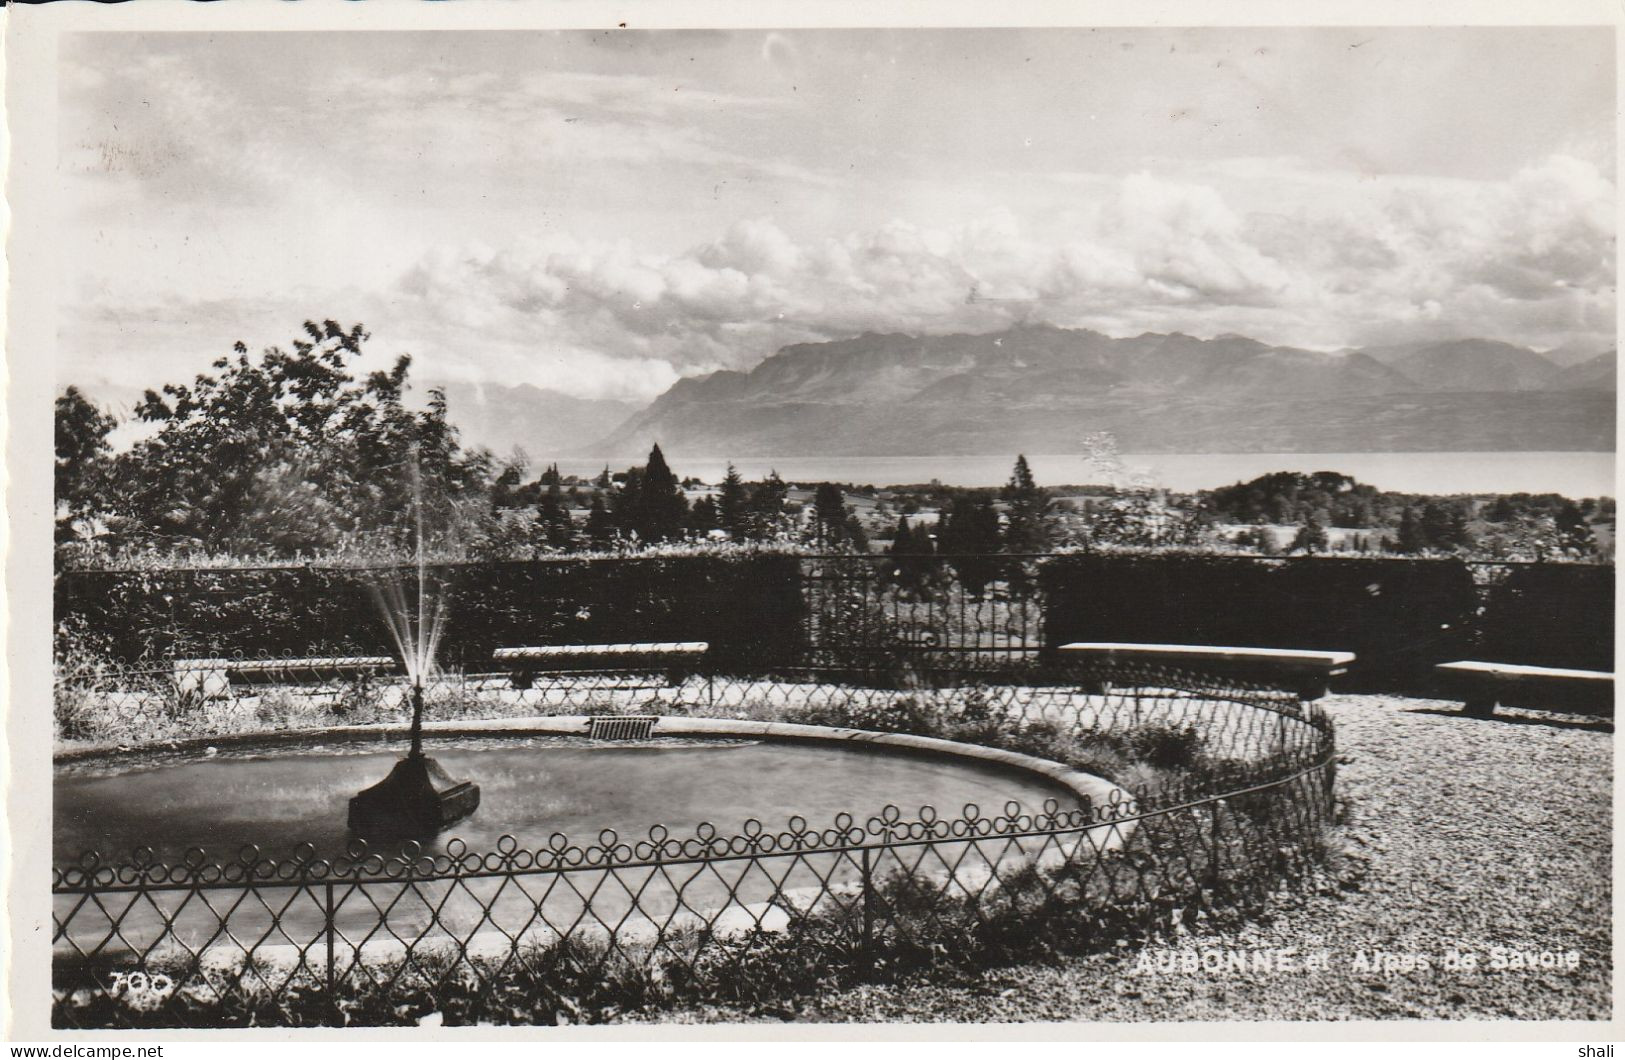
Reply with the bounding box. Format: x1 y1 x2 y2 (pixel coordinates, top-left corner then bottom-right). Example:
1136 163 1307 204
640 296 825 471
552 452 1617 497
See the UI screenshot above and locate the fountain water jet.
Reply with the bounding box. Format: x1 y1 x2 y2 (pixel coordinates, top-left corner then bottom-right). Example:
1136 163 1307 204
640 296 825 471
347 450 481 837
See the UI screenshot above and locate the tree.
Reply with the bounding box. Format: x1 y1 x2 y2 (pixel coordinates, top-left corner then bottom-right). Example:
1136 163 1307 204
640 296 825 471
888 515 937 596
534 480 575 551
629 444 688 543
1001 454 1053 553
687 494 720 535
111 320 492 556
1289 512 1329 554
585 493 617 550
750 471 790 539
1204 470 1383 528
55 387 117 543
811 483 851 548
1392 506 1427 553
1554 499 1597 556
490 461 525 510
938 494 1002 596
843 513 871 553
716 463 752 539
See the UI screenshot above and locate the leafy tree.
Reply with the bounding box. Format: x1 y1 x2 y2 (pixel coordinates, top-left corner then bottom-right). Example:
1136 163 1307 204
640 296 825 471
1289 512 1329 554
55 387 117 543
1419 500 1473 553
1554 499 1598 556
1204 471 1384 528
1088 490 1205 549
938 494 1002 595
585 493 617 550
490 461 525 510
111 320 491 556
887 515 938 597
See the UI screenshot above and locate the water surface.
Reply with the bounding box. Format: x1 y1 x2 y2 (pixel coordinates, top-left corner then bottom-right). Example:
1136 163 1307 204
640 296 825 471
56 735 1073 865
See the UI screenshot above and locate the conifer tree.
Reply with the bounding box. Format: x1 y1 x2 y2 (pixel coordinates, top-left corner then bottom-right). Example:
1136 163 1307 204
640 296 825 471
630 444 688 543
1001 454 1054 553
812 483 851 548
717 463 751 539
688 494 720 535
1394 505 1426 553
751 470 789 538
534 480 575 551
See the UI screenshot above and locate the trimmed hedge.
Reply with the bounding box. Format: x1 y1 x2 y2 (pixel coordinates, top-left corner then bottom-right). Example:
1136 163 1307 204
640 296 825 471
1039 554 1481 690
58 552 1613 693
55 554 807 669
1475 564 1614 672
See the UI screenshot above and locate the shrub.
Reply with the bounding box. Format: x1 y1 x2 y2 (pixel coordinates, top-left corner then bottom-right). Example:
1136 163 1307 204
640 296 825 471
54 553 809 667
1040 553 1479 690
1127 723 1204 770
1475 563 1613 671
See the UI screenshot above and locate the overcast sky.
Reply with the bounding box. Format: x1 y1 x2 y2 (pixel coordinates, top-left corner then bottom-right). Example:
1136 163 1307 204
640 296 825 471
59 27 1616 402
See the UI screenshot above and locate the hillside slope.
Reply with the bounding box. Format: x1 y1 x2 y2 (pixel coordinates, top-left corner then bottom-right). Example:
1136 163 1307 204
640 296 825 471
593 326 1611 457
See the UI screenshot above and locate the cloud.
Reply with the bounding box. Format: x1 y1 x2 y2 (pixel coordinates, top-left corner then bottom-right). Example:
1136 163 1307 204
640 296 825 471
384 155 1612 390
61 153 1616 401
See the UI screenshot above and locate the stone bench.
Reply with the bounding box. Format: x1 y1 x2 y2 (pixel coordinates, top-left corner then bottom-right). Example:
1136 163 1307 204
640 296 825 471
172 656 398 700
491 642 710 691
1058 642 1356 700
1435 660 1614 718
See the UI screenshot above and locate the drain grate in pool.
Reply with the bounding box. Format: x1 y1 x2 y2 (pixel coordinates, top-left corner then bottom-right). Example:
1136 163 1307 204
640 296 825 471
588 715 659 741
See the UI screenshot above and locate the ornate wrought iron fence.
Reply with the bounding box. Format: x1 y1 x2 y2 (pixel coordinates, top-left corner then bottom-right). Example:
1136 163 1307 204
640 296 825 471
52 664 1335 1028
799 553 1050 673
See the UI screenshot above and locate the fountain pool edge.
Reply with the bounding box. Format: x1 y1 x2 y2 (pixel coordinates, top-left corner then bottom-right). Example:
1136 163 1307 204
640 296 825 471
56 715 1137 870
55 713 1132 825
54 716 1140 973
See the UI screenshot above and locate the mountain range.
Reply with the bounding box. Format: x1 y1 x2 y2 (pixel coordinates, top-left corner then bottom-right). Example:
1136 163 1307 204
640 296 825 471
588 325 1616 458
71 326 1616 461
432 382 640 464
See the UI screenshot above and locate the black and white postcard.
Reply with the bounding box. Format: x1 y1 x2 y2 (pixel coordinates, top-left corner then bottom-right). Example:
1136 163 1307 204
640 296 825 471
5 0 1618 1046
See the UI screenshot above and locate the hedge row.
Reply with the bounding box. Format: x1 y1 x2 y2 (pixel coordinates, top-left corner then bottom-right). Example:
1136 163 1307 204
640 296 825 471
1477 564 1615 673
57 553 1612 692
1039 555 1613 690
55 554 807 668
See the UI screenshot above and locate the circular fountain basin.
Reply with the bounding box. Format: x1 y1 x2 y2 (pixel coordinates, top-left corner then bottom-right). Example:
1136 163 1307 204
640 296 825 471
56 729 1085 864
54 721 1119 965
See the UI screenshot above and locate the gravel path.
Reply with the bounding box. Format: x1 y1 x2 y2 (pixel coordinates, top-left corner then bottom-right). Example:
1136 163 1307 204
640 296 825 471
639 694 1612 1024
